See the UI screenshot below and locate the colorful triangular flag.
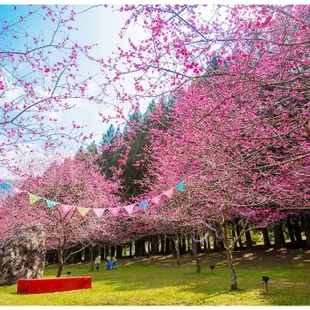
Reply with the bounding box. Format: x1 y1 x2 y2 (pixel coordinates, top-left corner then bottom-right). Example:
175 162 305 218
151 195 161 206
124 204 135 215
140 200 148 211
29 193 41 205
162 188 174 199
46 199 59 208
12 185 25 194
93 208 106 218
109 207 121 217
78 207 89 217
0 182 13 195
62 204 72 215
175 181 184 192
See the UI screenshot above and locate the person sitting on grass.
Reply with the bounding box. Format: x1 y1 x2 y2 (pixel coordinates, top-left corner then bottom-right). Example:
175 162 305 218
95 255 101 271
112 256 117 270
106 256 111 270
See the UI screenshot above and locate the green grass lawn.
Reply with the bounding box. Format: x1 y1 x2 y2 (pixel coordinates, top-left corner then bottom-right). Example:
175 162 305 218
1 249 310 305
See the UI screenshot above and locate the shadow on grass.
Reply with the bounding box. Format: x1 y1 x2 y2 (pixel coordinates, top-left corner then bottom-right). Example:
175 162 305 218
41 249 310 305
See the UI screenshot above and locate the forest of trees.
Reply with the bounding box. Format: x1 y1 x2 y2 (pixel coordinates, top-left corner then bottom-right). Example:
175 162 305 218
1 4 310 291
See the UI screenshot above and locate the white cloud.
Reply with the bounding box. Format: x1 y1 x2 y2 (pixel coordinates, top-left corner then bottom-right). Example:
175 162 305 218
0 141 80 181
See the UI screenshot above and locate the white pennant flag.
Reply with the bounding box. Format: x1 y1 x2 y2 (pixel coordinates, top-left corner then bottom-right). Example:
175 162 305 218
93 208 106 218
109 207 121 217
162 188 174 199
124 204 135 215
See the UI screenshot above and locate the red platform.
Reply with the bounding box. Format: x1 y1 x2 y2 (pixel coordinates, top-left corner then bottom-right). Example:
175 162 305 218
17 276 92 294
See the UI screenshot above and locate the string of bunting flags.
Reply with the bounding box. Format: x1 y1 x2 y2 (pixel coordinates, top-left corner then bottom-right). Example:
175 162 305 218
0 179 185 218
193 234 209 244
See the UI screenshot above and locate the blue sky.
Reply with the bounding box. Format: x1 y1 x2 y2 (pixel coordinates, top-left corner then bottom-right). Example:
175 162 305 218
0 5 149 141
0 4 151 179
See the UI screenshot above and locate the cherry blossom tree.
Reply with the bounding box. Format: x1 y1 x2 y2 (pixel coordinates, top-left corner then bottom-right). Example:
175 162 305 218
105 5 310 168
0 5 105 176
0 153 122 277
129 77 308 289
103 4 310 290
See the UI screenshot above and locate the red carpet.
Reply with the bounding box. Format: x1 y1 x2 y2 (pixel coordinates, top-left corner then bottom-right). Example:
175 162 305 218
17 276 92 294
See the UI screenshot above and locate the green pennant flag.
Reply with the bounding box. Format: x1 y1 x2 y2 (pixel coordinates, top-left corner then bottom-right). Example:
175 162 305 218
78 207 89 217
29 193 41 205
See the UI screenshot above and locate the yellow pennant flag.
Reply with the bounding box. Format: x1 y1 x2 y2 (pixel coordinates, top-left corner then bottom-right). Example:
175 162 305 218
78 207 89 217
29 193 41 205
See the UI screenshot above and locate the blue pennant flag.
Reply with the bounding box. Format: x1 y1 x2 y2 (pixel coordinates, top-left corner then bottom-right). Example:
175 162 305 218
175 181 185 192
140 200 148 211
0 182 13 195
46 200 58 208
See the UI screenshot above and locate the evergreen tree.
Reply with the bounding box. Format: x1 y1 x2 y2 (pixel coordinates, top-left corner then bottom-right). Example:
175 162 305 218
87 141 98 155
100 124 119 146
90 99 176 200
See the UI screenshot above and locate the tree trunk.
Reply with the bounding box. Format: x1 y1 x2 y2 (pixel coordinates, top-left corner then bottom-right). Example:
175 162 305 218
151 236 156 254
90 245 94 272
160 236 165 254
203 238 208 251
116 245 122 258
235 223 243 248
231 223 238 250
56 246 64 278
192 240 201 273
178 236 183 254
274 224 286 249
245 226 253 249
100 244 105 259
286 220 296 244
294 220 303 247
213 234 225 252
212 234 217 251
226 246 238 290
87 247 92 261
134 240 140 256
175 235 181 266
84 247 89 261
302 214 310 248
111 245 116 257
135 238 146 256
129 242 133 257
147 239 151 254
262 228 271 249
207 236 211 249
94 245 99 258
180 237 185 254
155 236 160 254
150 236 154 254
196 234 202 253
187 235 192 253
76 247 82 262
104 244 109 259
166 237 171 254
170 238 175 254
222 220 238 290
